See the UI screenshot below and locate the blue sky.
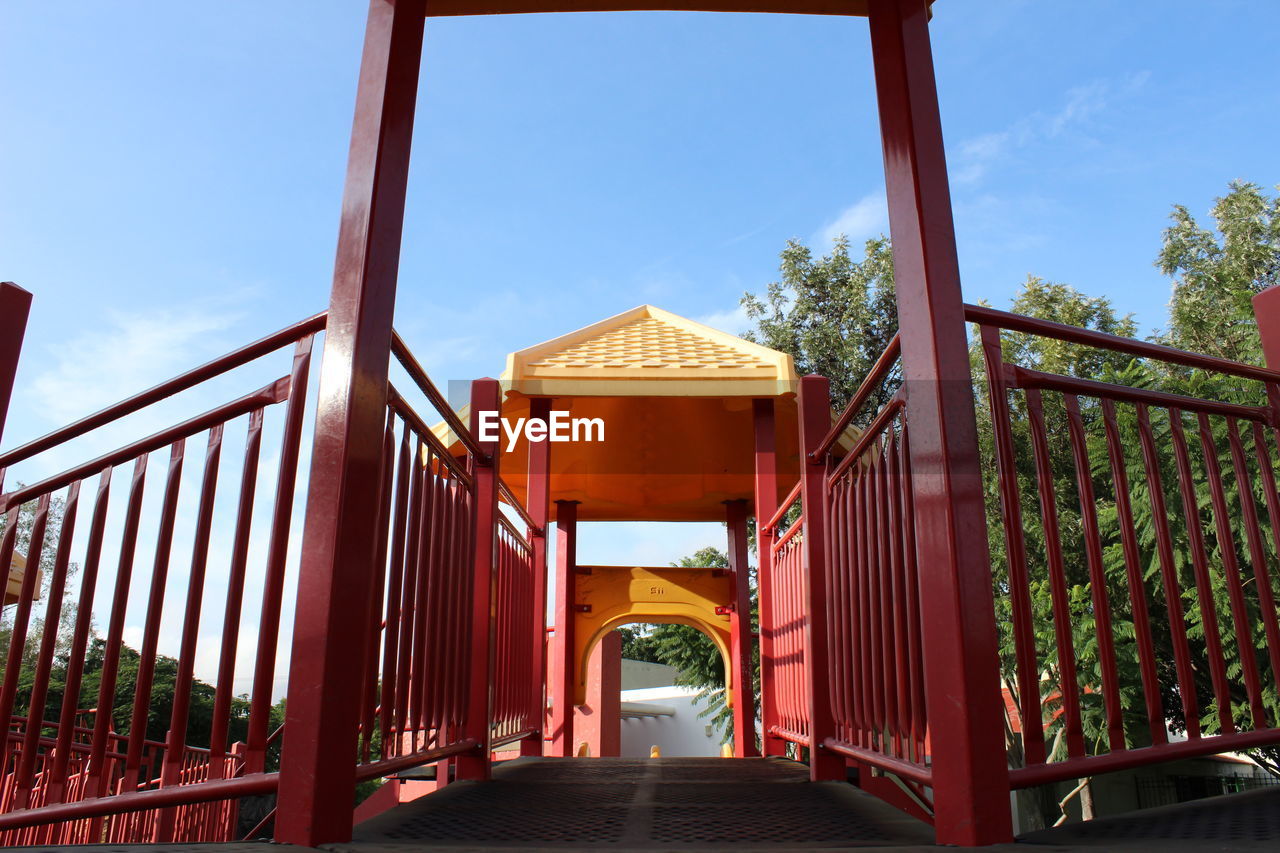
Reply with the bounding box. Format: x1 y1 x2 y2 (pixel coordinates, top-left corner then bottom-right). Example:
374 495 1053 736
2 3 1278 680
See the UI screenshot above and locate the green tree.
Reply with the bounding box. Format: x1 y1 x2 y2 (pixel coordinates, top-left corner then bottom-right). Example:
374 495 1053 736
743 236 898 411
1158 181 1280 363
738 183 1280 820
616 626 663 664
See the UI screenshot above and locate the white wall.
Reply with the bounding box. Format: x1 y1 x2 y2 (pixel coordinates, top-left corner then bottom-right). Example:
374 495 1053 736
619 686 722 758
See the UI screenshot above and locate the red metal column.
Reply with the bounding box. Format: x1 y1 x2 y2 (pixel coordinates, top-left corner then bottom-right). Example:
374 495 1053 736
866 0 1012 844
457 378 501 780
276 0 426 846
522 398 553 756
1254 287 1280 368
798 375 843 781
0 282 33 456
751 398 787 757
550 499 579 756
725 498 760 757
574 631 622 756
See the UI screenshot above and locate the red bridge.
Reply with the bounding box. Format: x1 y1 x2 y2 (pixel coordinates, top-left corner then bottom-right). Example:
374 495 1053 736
2 1 1279 849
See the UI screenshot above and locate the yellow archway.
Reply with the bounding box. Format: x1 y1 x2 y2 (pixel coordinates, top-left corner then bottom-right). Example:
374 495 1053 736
572 564 735 706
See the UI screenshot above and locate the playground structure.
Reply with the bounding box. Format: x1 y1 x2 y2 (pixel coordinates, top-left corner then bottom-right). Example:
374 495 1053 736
2 0 1280 848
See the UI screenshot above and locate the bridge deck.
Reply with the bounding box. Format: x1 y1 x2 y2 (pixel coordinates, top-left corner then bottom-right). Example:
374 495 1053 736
5 757 1278 852
337 757 935 851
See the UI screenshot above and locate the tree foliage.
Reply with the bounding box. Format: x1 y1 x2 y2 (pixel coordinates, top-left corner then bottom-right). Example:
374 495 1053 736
743 236 898 411
1 496 288 774
1158 181 1280 362
736 182 1280 796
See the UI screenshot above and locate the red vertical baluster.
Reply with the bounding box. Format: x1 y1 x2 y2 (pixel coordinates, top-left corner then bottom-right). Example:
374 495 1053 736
380 424 410 756
0 496 49 738
979 326 1046 763
46 467 108 809
1099 399 1165 743
887 426 910 757
551 499 579 756
246 336 312 774
210 411 264 775
860 458 876 749
358 417 395 763
1024 389 1085 757
156 425 223 842
1135 404 1200 736
726 498 758 757
122 442 186 793
13 483 80 808
869 450 888 750
397 439 425 750
417 452 445 748
1227 420 1280 708
1248 421 1280 694
1168 408 1234 733
1062 394 1124 752
901 423 927 763
425 459 452 747
1196 413 1266 727
522 398 552 756
87 454 149 811
828 477 848 746
798 374 842 780
457 378 500 780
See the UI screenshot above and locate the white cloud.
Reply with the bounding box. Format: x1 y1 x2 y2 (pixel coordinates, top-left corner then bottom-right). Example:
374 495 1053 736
697 304 751 336
30 307 240 426
817 192 888 248
951 72 1150 186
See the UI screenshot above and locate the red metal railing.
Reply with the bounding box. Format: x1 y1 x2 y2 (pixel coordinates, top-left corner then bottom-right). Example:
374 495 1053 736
0 296 547 843
491 515 539 745
759 482 809 747
0 714 240 845
355 383 479 776
972 303 1280 787
801 336 932 792
823 394 930 787
0 313 320 842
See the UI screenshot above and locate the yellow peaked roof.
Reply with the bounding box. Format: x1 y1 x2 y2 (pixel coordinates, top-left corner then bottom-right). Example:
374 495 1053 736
434 305 804 522
502 305 797 397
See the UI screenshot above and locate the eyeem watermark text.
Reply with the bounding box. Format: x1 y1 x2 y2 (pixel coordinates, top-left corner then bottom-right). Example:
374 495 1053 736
476 411 605 452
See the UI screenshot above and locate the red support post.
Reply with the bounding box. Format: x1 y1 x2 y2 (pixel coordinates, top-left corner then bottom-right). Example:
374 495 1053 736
457 378 502 780
0 281 33 455
867 0 1012 843
522 397 552 756
1254 286 1280 370
798 375 843 781
751 398 787 757
550 499 579 756
725 498 759 757
276 0 425 846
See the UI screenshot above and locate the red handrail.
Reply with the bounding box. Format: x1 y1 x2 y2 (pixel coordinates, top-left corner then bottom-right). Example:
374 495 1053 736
0 312 324 472
965 302 1280 383
813 332 901 459
391 330 487 461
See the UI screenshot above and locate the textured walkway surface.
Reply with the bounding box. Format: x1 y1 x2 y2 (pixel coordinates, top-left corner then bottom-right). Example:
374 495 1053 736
332 757 935 852
5 758 1279 852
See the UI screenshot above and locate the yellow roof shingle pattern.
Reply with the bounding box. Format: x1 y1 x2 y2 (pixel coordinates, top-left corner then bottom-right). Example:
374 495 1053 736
527 316 772 371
